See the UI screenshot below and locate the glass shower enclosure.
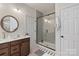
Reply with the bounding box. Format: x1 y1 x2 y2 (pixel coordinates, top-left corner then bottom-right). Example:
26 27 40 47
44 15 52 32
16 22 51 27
36 13 55 50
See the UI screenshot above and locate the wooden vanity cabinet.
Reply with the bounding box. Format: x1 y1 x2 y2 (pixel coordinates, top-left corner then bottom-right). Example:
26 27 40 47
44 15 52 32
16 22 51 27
0 38 30 56
0 48 9 56
10 40 21 56
0 43 10 56
21 38 30 56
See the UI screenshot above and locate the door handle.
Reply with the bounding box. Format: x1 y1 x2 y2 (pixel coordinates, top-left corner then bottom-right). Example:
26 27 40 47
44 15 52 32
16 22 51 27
61 35 64 38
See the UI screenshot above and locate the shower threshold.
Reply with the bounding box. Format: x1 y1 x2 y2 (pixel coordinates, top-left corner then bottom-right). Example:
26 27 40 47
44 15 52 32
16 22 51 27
38 41 55 51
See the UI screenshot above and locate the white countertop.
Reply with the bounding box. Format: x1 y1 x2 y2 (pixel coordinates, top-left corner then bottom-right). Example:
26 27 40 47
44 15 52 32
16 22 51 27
0 35 30 44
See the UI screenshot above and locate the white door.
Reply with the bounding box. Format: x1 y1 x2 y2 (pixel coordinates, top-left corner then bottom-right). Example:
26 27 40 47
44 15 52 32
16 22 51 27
60 5 79 56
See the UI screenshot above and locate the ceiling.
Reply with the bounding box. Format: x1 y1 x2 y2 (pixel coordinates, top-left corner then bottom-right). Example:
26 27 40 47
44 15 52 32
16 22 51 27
27 3 55 15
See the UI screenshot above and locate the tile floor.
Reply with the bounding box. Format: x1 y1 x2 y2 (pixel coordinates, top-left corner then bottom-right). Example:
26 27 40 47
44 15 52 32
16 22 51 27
29 44 55 56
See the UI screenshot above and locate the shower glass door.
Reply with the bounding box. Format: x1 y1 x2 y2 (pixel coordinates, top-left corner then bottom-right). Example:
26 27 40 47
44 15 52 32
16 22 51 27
37 14 55 50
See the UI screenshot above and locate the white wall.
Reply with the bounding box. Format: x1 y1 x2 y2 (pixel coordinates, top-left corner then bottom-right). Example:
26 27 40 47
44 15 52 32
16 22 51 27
0 3 36 52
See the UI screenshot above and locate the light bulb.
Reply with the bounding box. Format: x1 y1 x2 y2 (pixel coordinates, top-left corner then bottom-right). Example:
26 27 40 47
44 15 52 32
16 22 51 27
48 21 51 23
44 19 48 22
13 8 21 13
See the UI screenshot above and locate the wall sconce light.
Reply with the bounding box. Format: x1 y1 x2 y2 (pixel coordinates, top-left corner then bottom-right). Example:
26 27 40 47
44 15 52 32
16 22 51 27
13 8 21 13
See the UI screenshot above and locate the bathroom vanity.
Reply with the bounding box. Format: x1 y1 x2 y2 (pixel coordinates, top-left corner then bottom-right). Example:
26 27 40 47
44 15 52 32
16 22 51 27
0 36 30 56
0 14 30 56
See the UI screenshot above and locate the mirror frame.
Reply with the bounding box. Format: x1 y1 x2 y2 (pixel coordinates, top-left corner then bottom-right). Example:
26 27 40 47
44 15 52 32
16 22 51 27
1 15 19 33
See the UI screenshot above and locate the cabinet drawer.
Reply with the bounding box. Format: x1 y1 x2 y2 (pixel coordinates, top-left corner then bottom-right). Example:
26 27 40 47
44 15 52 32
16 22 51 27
11 53 20 56
0 48 9 56
11 40 20 46
21 42 30 56
11 45 20 54
0 43 9 49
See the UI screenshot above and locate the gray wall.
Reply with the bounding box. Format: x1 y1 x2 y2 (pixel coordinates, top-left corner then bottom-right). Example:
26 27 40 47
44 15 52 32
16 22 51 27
0 3 36 38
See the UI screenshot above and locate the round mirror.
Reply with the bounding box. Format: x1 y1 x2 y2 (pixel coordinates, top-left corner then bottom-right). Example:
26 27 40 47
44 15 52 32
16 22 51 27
1 15 19 33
